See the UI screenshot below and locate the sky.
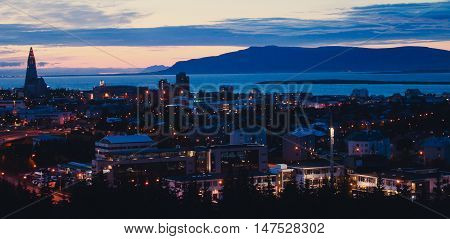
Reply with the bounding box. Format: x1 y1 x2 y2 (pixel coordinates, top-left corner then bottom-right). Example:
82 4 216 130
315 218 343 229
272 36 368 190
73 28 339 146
0 0 449 70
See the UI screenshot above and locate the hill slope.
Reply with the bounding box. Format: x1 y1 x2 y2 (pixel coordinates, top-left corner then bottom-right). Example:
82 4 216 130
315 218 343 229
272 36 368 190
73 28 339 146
158 46 450 74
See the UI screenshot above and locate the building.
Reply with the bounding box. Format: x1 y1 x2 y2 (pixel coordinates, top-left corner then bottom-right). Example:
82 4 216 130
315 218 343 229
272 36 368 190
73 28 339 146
208 144 268 174
158 79 172 110
158 74 191 110
349 172 378 193
249 88 262 99
165 172 277 201
94 134 155 170
23 48 48 98
175 72 190 98
93 141 268 187
347 130 391 158
18 106 74 125
229 126 267 145
92 84 148 100
282 128 326 162
269 164 295 193
421 137 450 165
106 151 200 187
0 100 25 114
219 85 234 101
165 174 224 201
289 160 345 188
405 89 423 98
349 168 450 198
351 88 369 99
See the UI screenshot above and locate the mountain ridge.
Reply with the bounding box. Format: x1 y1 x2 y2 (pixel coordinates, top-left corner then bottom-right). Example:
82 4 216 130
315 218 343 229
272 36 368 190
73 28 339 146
157 46 450 74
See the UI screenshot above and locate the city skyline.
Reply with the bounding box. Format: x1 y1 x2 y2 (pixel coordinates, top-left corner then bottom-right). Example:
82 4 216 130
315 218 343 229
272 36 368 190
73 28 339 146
0 0 450 69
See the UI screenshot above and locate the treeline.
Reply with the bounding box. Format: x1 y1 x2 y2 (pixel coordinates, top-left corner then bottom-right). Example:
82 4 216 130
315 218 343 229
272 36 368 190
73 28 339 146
2 174 450 219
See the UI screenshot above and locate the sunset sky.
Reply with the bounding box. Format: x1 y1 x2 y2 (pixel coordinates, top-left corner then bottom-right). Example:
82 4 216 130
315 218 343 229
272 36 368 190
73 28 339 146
0 0 449 69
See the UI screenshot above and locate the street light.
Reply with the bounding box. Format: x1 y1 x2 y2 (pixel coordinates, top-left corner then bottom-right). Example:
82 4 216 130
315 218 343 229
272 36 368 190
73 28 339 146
329 126 335 187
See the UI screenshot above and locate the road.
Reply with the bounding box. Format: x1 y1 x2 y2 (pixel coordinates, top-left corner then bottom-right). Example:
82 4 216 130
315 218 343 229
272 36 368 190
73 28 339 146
0 129 70 145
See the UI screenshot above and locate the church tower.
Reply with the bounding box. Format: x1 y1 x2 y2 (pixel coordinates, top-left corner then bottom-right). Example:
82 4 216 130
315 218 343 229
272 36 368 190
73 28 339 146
24 47 48 98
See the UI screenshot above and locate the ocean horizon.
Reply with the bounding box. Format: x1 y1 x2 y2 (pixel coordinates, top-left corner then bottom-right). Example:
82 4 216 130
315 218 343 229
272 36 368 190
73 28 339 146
2 72 450 96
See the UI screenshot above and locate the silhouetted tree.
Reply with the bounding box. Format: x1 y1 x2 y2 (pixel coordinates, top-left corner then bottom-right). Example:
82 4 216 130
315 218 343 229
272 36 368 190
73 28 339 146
397 183 412 199
433 173 443 201
373 174 385 199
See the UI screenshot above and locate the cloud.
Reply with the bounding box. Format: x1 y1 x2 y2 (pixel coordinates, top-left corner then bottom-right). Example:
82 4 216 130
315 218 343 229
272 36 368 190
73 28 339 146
0 1 147 28
0 47 18 54
0 61 22 67
37 62 50 67
0 1 449 46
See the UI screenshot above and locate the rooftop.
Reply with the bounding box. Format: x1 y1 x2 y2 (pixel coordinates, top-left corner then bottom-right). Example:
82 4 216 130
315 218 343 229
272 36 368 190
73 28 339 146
99 134 154 144
289 128 326 138
289 159 343 169
347 130 385 141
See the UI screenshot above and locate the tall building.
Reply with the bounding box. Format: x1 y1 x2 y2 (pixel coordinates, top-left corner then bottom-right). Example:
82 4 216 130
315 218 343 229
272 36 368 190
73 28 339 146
175 72 190 98
158 79 172 110
158 73 191 108
24 47 48 98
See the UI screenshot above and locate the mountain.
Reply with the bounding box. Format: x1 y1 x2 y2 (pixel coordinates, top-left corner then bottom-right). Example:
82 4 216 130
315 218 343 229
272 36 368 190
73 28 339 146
142 65 169 73
158 46 450 74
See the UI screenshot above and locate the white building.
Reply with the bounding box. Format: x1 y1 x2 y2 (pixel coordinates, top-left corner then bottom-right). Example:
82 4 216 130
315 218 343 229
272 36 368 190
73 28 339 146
269 164 295 193
347 130 391 158
289 160 345 188
349 169 450 196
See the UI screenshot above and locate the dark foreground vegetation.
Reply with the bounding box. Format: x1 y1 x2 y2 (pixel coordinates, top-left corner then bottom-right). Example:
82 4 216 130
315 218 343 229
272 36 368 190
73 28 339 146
1 174 449 219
